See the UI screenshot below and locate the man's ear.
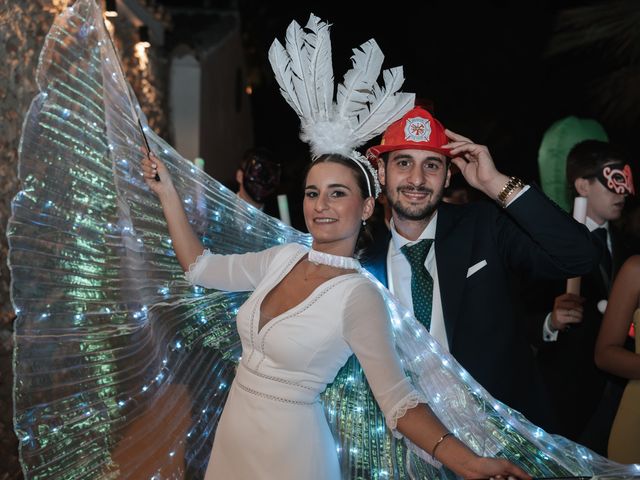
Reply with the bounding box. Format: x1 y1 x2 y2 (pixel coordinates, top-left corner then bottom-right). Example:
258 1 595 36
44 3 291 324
377 161 386 187
444 163 452 189
236 169 244 185
574 177 590 197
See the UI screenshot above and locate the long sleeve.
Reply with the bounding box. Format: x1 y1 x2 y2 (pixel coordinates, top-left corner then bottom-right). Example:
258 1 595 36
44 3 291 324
342 280 426 435
497 185 600 279
184 244 287 291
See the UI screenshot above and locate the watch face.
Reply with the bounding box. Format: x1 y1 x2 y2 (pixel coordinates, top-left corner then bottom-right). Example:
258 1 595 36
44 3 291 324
243 157 281 203
593 162 635 195
498 177 523 204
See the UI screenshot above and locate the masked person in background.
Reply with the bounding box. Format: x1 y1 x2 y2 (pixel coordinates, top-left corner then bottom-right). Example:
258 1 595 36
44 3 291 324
236 147 282 211
527 140 637 454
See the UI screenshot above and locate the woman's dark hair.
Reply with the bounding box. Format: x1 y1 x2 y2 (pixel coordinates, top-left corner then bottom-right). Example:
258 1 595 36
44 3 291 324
303 154 375 257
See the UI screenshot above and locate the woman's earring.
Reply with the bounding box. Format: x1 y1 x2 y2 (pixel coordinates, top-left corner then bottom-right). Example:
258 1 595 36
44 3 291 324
362 219 366 226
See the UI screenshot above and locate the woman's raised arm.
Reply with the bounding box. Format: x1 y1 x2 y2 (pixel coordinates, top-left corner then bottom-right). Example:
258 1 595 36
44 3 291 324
141 151 205 272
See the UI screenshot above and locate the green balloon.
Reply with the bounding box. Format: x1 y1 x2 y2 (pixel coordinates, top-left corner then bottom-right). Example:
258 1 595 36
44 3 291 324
538 116 608 212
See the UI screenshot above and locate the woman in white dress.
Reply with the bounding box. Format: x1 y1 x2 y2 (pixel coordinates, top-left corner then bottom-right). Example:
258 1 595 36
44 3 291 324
141 149 530 480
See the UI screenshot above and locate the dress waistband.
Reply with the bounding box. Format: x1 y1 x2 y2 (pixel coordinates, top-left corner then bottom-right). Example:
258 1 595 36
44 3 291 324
234 362 320 405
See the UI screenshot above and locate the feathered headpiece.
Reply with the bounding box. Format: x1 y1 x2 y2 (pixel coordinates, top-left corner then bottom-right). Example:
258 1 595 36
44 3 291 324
268 14 415 198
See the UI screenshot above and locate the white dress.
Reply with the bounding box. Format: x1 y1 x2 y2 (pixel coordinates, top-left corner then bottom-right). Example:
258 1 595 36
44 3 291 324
186 243 423 480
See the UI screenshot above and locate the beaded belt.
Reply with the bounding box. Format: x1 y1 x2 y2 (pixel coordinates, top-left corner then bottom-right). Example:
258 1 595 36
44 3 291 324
234 362 320 405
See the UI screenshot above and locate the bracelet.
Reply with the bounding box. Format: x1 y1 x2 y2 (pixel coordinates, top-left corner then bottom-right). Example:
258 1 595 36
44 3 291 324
431 431 455 459
497 176 525 207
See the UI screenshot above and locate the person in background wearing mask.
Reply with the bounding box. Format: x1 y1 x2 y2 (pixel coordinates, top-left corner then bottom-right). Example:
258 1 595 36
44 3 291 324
236 147 282 211
527 140 637 454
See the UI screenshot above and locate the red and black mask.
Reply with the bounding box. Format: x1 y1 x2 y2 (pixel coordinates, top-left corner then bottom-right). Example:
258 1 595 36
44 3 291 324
242 157 281 203
588 162 635 196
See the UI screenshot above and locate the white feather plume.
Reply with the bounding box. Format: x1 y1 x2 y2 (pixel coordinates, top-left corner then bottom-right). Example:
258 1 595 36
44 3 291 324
301 119 355 158
304 14 333 121
269 14 415 158
353 67 415 142
336 39 384 124
268 39 303 118
285 20 315 121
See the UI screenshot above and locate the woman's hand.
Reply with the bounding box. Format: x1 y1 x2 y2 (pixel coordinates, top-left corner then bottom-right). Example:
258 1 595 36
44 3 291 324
395 405 531 480
139 148 204 271
141 149 175 198
460 456 531 480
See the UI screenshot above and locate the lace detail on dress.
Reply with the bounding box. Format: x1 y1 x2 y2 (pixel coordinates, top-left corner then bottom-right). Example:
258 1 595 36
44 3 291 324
385 390 443 466
386 391 429 438
184 249 212 284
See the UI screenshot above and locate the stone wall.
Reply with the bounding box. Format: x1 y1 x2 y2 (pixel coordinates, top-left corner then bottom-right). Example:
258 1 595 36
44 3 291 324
1 3 69 475
0 1 169 476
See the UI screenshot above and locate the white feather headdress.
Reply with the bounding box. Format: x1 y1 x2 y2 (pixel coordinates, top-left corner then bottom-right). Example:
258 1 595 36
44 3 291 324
268 14 415 197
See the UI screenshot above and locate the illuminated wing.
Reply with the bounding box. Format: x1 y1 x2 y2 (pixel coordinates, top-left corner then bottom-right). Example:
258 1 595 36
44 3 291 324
8 1 636 478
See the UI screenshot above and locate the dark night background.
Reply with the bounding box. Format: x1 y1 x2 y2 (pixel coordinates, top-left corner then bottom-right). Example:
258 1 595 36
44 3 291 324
159 0 640 229
1 1 639 477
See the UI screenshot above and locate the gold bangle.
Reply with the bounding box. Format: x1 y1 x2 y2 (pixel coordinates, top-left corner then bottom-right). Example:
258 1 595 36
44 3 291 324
497 176 525 207
431 431 454 459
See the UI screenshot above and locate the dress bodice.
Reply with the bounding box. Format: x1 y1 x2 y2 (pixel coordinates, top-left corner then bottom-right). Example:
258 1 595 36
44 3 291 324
185 243 424 430
236 268 363 397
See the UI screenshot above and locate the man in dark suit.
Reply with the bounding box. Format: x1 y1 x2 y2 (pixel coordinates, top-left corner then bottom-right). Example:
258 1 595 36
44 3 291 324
362 107 598 428
526 140 636 453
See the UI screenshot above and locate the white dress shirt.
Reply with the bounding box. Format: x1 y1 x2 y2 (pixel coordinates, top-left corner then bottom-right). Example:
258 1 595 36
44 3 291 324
387 213 449 350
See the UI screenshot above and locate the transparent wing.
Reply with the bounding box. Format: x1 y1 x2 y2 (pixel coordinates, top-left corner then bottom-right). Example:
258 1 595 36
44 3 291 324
343 269 639 478
8 1 638 479
8 1 306 478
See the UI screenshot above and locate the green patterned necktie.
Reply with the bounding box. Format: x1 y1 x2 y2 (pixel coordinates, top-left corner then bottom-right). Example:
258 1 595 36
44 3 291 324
400 239 434 330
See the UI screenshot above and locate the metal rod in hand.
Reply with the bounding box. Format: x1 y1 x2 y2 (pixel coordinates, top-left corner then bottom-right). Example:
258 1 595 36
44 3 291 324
100 12 160 182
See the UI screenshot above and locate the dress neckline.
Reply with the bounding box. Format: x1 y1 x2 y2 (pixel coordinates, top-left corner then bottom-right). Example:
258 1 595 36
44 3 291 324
256 248 360 335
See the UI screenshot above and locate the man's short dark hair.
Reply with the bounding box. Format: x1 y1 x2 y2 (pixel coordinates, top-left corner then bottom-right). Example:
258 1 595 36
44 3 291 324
378 151 390 166
566 140 625 190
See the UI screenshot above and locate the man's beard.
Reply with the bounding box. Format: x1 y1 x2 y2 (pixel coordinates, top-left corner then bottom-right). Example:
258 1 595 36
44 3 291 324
386 184 444 221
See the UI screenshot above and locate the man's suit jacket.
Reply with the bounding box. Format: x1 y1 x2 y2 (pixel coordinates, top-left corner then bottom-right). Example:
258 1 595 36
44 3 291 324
526 222 637 451
362 186 598 427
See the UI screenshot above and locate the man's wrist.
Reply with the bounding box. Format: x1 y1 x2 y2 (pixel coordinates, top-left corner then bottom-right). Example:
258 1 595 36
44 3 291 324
481 173 510 201
496 176 525 207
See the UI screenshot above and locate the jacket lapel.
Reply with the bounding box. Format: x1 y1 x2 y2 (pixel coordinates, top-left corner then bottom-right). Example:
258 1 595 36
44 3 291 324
361 224 390 288
435 203 474 348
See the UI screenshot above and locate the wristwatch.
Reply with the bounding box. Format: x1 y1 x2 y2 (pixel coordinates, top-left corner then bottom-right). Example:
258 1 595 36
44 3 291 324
497 176 525 207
